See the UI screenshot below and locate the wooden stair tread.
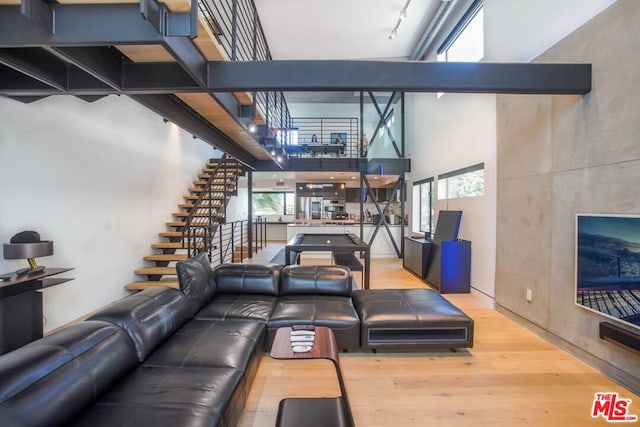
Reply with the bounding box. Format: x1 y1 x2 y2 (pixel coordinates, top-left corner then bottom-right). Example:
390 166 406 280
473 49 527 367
173 212 223 218
166 221 186 227
125 280 179 291
135 267 177 275
152 242 186 249
179 203 222 209
183 195 225 201
143 254 189 262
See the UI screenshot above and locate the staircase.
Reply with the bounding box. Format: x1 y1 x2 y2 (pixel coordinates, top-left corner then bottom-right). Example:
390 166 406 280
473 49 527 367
125 155 244 291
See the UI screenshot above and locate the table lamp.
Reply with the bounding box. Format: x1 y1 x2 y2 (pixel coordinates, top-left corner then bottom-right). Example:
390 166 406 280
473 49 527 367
3 231 54 276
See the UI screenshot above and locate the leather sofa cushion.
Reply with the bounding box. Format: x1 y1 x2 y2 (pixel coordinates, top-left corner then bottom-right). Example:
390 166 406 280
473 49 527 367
0 321 137 427
280 265 352 296
214 263 280 295
71 366 246 427
143 319 265 372
87 287 192 362
268 295 360 351
196 294 278 322
176 251 216 314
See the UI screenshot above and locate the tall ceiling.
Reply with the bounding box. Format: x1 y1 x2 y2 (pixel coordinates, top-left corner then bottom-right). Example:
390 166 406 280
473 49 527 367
252 0 446 186
254 0 442 60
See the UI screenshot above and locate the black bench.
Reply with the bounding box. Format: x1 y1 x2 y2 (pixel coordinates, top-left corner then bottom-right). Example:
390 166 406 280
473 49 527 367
269 248 300 266
352 289 474 351
332 252 363 288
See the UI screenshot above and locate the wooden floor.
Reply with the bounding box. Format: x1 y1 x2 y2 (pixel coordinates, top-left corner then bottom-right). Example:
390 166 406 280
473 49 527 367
238 243 639 426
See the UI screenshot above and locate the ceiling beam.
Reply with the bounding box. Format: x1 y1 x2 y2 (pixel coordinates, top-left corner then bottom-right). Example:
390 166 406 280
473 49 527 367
207 60 592 94
0 48 68 92
131 94 259 169
0 4 163 47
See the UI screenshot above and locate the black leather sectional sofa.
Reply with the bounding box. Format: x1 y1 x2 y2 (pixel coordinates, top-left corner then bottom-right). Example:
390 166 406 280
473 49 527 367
0 252 474 427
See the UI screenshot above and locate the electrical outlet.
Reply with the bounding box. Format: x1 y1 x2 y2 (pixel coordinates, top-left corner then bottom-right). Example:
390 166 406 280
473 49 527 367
526 289 533 302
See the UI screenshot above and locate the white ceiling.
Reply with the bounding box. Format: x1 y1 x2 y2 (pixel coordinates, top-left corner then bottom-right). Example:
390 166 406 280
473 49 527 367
254 0 441 60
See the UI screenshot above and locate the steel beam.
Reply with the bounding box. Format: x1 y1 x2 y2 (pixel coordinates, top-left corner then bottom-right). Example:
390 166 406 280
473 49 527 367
122 63 199 92
131 94 258 169
162 35 208 89
208 61 592 94
0 4 163 47
0 48 67 91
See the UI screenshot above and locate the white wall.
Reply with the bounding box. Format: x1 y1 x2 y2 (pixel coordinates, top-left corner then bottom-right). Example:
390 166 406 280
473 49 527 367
484 0 618 62
405 0 618 299
0 95 214 332
407 93 496 297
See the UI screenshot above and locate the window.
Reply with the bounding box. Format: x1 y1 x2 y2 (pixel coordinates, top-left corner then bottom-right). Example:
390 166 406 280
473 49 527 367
413 178 434 236
436 1 484 98
438 163 484 200
437 1 484 63
252 192 294 216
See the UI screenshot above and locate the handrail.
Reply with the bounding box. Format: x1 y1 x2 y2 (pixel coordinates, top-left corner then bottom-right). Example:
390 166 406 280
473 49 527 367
203 218 267 266
198 0 291 138
183 154 237 258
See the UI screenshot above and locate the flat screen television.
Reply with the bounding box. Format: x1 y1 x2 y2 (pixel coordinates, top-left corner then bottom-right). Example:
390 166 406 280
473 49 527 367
576 214 640 329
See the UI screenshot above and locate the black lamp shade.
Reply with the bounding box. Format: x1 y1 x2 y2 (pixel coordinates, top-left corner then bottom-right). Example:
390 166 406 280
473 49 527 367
4 241 54 260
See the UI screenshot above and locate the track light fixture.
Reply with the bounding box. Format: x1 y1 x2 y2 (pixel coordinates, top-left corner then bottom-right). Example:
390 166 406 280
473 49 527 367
247 122 257 134
389 0 411 40
163 118 169 123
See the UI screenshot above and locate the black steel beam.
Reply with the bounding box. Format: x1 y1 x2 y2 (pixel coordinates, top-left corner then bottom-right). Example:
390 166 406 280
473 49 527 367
4 95 49 103
162 35 208 89
208 61 592 94
122 63 200 92
49 46 124 91
254 158 365 172
0 64 58 94
0 48 67 91
0 4 163 47
131 94 258 169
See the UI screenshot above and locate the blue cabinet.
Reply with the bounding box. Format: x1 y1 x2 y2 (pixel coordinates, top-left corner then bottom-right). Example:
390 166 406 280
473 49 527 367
425 240 471 293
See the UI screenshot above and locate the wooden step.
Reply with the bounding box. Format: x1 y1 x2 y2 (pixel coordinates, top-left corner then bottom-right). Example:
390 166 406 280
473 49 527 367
135 267 177 276
166 221 186 228
152 242 186 249
189 186 234 193
178 203 222 209
143 254 189 262
125 280 179 292
173 212 223 219
183 195 225 201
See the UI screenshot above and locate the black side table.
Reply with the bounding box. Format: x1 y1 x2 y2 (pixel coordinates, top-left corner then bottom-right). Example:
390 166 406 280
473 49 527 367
270 326 355 427
0 268 74 354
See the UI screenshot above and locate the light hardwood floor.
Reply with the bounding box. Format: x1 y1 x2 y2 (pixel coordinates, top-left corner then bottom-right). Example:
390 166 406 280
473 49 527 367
239 243 639 426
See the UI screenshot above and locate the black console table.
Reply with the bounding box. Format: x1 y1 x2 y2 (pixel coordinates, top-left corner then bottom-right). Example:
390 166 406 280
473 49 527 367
426 240 471 293
0 268 74 355
403 237 432 279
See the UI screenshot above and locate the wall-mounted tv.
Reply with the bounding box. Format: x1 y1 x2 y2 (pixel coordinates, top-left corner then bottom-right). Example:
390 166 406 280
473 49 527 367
576 214 640 330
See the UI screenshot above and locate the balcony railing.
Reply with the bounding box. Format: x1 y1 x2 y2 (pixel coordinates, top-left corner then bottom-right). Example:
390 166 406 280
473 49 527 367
198 0 290 136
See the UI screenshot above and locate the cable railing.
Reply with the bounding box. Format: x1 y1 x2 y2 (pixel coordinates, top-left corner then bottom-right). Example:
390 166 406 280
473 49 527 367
287 117 360 158
183 154 239 258
198 0 291 136
196 217 267 266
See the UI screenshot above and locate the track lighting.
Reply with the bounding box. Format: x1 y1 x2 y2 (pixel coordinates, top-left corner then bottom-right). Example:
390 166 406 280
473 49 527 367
247 122 257 133
389 0 411 40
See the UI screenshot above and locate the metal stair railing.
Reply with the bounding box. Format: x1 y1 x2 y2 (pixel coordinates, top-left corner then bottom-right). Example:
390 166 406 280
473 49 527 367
183 154 240 258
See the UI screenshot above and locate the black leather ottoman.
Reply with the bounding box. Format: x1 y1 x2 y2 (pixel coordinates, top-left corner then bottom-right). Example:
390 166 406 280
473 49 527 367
352 289 474 351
